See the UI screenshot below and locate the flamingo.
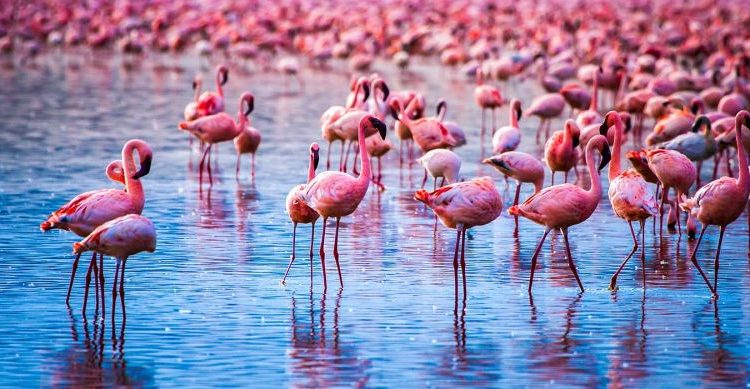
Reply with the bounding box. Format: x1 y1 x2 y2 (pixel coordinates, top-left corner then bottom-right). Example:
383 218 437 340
72 214 156 320
509 135 612 292
575 69 602 128
492 98 522 154
233 93 261 180
483 151 544 231
603 111 658 290
661 115 716 187
681 111 750 298
544 119 580 185
474 70 503 135
526 93 566 143
196 65 229 116
40 139 152 311
417 149 462 190
282 143 321 284
320 78 369 170
183 74 203 129
414 176 502 298
328 81 376 173
435 99 467 147
179 92 254 185
365 133 393 189
391 99 457 153
646 148 696 236
301 115 387 290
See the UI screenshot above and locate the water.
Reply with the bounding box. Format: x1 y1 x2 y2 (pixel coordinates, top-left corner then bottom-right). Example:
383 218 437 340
1 53 749 387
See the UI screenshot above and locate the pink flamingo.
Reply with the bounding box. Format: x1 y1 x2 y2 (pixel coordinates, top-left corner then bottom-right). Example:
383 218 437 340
283 143 321 284
301 115 387 290
575 69 602 128
681 110 750 298
509 135 611 292
391 99 457 153
321 78 370 170
180 92 254 185
646 148 696 236
233 93 261 180
40 139 152 311
474 70 504 136
72 214 156 320
196 65 229 116
526 93 566 143
603 111 658 290
414 177 502 298
544 119 580 185
183 74 203 121
483 151 544 231
492 98 523 154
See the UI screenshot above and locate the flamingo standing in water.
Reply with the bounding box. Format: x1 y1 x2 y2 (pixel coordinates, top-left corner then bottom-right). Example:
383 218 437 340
301 115 387 290
196 65 229 116
483 151 544 231
510 135 611 292
646 148 696 236
526 93 565 143
283 143 321 284
40 140 153 313
602 111 658 290
72 214 156 321
183 74 203 146
320 78 369 170
492 98 523 154
180 92 254 185
391 99 457 153
233 93 261 180
417 148 462 189
544 119 580 184
414 176 502 298
681 110 750 298
474 70 504 136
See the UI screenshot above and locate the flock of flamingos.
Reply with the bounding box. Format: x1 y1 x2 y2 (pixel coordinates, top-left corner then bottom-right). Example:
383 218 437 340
11 0 749 319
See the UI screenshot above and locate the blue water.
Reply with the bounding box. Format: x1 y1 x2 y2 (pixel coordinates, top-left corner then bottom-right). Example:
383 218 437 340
0 53 749 387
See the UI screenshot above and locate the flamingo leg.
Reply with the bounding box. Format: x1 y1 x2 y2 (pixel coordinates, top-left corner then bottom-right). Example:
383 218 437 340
319 217 328 291
206 145 213 185
535 119 543 144
342 141 352 172
460 227 467 298
82 253 96 317
491 108 497 135
481 108 486 137
528 228 551 293
421 169 428 188
452 227 460 302
198 144 211 186
609 221 638 290
675 191 683 237
282 222 298 284
99 253 105 318
399 140 404 167
551 171 555 186
93 254 99 314
119 259 127 322
713 226 725 299
338 141 345 171
564 170 569 183
639 220 646 289
378 157 382 183
333 217 343 288
66 251 82 305
251 153 256 181
309 222 315 286
659 186 667 234
235 153 241 179
440 177 446 187
112 258 120 325
513 182 521 232
352 146 360 175
561 227 584 292
688 225 715 295
433 176 437 191
653 183 660 234
327 141 332 170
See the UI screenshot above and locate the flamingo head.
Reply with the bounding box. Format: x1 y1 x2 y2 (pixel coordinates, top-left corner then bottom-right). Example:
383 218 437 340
511 99 522 121
240 92 254 116
598 141 611 172
565 120 580 148
619 112 632 133
482 156 510 174
374 78 389 101
389 99 403 120
690 97 704 115
691 115 711 134
436 99 447 117
130 140 153 180
218 65 229 85
440 123 458 147
363 115 387 140
310 143 320 171
599 111 622 136
737 110 750 130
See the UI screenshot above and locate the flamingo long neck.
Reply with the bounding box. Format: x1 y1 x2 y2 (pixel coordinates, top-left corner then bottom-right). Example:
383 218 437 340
591 73 599 111
193 81 202 102
585 142 602 199
510 104 519 127
437 103 447 122
398 101 413 127
348 82 362 109
356 122 372 186
122 143 145 209
307 152 316 183
736 119 749 192
216 70 224 97
609 119 623 180
615 72 627 102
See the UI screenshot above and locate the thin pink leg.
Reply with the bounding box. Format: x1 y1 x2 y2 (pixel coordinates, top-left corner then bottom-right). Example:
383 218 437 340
319 217 328 291
561 227 584 292
112 258 120 325
528 228 551 293
326 141 332 170
119 259 126 322
333 217 344 288
235 153 241 179
99 253 105 318
688 225 715 295
82 253 96 317
282 222 298 284
460 227 467 297
452 227 460 301
609 221 638 290
713 226 725 299
198 144 210 186
66 252 82 305
309 222 316 286
640 220 646 289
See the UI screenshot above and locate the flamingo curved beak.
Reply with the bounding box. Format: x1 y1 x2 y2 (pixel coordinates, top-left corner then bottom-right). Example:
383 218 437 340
598 144 611 172
313 149 320 171
572 133 580 148
132 154 152 179
515 105 523 121
370 117 387 140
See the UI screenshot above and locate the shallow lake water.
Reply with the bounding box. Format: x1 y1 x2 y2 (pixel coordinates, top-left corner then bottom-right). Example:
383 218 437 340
0 53 749 387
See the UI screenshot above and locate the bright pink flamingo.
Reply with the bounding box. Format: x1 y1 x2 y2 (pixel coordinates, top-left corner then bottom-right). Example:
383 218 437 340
603 111 658 290
233 93 261 180
391 99 457 153
483 151 544 231
73 214 156 321
301 115 387 290
283 143 321 284
414 176 502 298
180 92 254 185
526 93 566 143
492 98 523 154
322 78 370 172
196 65 229 116
646 148 696 236
544 119 580 185
509 135 611 292
681 110 750 298
474 70 504 136
40 140 152 312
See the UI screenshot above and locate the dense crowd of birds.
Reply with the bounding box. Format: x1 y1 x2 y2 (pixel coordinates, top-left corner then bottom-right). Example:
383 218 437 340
18 0 750 317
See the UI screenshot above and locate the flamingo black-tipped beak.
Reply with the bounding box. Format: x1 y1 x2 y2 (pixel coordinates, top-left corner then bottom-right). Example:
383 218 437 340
362 82 370 103
436 99 447 117
370 117 387 140
515 106 523 121
598 144 611 172
599 121 608 136
390 106 400 121
743 114 750 129
221 70 229 85
572 134 580 148
313 149 320 171
132 154 152 179
380 82 390 101
624 116 632 133
245 96 255 116
192 80 197 90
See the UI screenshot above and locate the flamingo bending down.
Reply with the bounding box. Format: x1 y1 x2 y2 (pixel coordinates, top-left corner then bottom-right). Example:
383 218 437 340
40 140 152 311
681 111 750 298
492 98 522 154
544 119 580 185
282 143 321 284
196 65 229 116
603 111 658 290
72 214 156 320
233 93 261 180
483 151 544 231
417 148 462 189
646 148 696 236
180 92 254 185
301 115 387 290
392 99 457 153
509 135 611 292
414 177 502 298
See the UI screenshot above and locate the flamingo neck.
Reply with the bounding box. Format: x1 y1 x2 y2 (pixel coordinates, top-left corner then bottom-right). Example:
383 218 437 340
737 121 749 192
609 120 623 180
348 82 361 109
437 105 446 122
216 72 224 97
591 74 599 111
307 152 316 183
357 122 372 185
585 142 602 198
193 82 201 102
510 105 519 127
122 143 145 208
